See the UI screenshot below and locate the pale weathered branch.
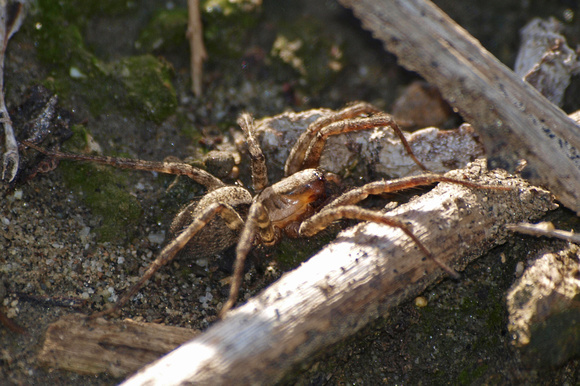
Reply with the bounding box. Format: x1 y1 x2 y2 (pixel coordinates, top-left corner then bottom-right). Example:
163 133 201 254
121 160 555 385
337 0 580 214
38 314 199 377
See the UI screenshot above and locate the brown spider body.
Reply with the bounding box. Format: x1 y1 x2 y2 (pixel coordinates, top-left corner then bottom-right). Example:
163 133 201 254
169 186 251 260
21 102 511 318
168 168 339 260
252 168 341 242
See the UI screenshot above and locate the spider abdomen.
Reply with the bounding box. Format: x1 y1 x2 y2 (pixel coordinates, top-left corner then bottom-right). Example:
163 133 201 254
168 186 252 260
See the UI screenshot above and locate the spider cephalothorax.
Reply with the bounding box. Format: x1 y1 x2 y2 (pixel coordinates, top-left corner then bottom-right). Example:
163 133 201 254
23 102 510 318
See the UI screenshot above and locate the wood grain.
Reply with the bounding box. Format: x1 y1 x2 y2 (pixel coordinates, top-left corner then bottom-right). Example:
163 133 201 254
38 314 199 377
337 0 580 213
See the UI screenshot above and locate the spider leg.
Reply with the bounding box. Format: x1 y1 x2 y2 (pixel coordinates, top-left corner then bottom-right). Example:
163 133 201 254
220 200 274 317
323 175 513 210
299 205 460 278
299 176 513 278
285 102 381 176
89 201 244 319
238 113 268 192
21 140 225 190
300 114 428 172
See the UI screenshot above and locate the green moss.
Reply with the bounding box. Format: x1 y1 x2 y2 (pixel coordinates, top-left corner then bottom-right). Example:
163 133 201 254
74 0 137 16
455 287 506 350
32 3 103 94
34 0 135 67
59 161 142 242
107 55 177 123
136 1 262 59
60 125 142 242
178 121 202 142
36 0 136 21
32 0 177 122
524 308 580 368
275 229 339 270
275 238 312 269
137 9 189 53
483 293 506 333
201 0 262 57
63 124 93 151
458 364 489 385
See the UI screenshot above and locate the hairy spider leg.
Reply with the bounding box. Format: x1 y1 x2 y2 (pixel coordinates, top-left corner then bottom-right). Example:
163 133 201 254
21 141 225 190
220 200 274 317
238 113 268 192
300 114 428 173
217 113 281 316
303 205 456 275
219 114 278 316
299 175 514 278
22 140 259 317
220 108 437 316
321 175 512 210
285 102 381 176
90 201 245 318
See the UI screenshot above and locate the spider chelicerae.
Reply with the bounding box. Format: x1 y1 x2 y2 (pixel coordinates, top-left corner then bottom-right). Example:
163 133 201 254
23 102 510 318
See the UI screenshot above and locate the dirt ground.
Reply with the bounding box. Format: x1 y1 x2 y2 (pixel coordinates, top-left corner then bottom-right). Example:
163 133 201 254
1 0 580 384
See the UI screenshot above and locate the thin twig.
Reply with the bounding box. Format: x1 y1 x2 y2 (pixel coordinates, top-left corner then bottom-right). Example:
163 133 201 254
187 0 207 96
0 307 26 334
507 222 580 244
0 0 26 181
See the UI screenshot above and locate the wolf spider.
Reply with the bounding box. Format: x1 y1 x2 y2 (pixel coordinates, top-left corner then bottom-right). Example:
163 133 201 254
23 102 509 318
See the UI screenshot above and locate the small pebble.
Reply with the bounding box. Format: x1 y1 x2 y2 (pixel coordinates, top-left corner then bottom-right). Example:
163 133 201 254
148 231 165 244
415 296 428 307
515 261 525 277
13 189 23 200
69 66 86 79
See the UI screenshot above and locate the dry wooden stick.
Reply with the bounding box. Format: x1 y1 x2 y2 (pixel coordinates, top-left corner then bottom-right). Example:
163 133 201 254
38 314 199 377
337 0 580 214
507 221 580 244
121 160 555 385
187 0 206 96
